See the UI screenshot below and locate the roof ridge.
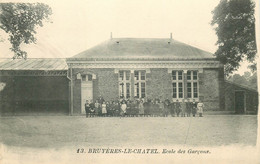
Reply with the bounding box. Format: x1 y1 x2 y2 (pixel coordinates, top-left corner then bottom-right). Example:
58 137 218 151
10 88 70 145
70 38 215 59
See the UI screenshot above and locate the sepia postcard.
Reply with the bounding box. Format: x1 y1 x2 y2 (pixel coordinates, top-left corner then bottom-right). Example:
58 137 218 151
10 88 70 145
0 0 259 163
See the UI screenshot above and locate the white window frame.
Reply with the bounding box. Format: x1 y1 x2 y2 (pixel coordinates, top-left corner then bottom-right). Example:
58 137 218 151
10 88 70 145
81 74 92 81
187 70 199 99
172 70 184 99
118 70 131 99
134 70 146 98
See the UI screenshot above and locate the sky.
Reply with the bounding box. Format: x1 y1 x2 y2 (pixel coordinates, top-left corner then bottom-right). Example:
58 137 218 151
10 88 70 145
0 0 255 74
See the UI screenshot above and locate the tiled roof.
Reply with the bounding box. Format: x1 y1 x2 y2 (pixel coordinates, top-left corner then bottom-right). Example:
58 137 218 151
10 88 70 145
70 38 214 59
0 58 68 71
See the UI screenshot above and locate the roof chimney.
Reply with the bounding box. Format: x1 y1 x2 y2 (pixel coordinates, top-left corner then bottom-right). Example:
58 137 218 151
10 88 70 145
170 33 172 39
110 32 113 39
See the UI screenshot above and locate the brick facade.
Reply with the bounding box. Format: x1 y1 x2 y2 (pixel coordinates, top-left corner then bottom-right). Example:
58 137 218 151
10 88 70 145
199 68 224 111
71 68 118 114
146 68 172 101
71 67 225 114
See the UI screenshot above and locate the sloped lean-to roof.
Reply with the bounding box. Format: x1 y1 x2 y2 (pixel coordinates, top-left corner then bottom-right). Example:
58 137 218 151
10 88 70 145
0 58 68 71
70 38 215 60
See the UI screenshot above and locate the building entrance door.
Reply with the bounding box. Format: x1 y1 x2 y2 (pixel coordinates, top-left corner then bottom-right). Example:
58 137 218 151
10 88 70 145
81 81 93 114
235 91 245 114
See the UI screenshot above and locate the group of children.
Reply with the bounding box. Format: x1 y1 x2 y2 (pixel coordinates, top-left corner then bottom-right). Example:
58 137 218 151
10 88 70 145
85 97 205 118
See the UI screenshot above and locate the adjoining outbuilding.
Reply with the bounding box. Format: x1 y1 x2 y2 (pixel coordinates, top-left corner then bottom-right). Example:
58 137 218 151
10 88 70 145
0 58 69 115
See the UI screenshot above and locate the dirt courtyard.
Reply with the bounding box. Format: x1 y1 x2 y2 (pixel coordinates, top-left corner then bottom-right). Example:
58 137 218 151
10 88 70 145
0 115 257 148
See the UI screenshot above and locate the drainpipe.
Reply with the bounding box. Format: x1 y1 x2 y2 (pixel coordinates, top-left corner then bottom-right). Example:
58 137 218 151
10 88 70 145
66 67 73 116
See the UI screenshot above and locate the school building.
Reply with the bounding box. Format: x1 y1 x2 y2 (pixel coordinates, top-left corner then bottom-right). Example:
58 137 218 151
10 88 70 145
0 36 258 115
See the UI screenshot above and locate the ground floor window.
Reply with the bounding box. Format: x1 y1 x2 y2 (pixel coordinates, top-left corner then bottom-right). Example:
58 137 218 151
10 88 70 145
187 70 198 99
172 70 184 99
172 82 183 98
172 70 199 99
119 70 131 98
134 70 146 98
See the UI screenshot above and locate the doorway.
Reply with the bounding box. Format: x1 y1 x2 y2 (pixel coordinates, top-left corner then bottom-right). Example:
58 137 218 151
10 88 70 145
81 75 93 114
235 91 245 114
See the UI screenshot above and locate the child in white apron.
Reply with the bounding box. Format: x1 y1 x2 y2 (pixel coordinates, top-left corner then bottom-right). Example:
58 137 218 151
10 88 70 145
101 102 107 117
197 100 204 117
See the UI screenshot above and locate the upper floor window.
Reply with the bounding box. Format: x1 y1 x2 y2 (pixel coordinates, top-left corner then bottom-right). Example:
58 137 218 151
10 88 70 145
119 70 131 98
172 70 183 99
134 70 146 98
187 70 198 98
82 74 92 81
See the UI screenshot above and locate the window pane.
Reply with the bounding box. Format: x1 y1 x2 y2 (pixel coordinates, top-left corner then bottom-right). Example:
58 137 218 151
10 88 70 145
172 71 176 80
187 82 191 98
178 82 183 98
134 71 139 80
172 83 177 98
141 82 145 98
119 71 124 80
193 82 198 98
126 83 130 98
141 71 145 80
188 93 192 98
194 93 198 98
120 83 124 98
193 71 198 80
135 83 139 98
82 75 86 81
126 71 130 80
88 74 92 81
187 71 191 80
178 71 182 80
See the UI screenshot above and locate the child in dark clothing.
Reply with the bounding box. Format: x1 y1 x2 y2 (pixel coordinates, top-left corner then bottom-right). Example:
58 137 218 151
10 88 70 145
175 99 181 117
186 99 192 117
192 99 197 117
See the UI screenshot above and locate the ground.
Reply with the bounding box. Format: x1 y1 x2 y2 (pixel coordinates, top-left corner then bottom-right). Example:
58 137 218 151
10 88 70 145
0 115 257 149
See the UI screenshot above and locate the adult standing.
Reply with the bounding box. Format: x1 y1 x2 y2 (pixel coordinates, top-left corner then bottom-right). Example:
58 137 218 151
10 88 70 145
191 99 197 117
163 99 170 117
175 99 181 117
158 99 164 117
97 95 105 104
170 100 175 117
94 100 100 116
138 100 144 116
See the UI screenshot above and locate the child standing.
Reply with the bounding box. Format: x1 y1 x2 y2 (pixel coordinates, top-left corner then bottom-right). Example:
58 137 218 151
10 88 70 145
197 100 204 117
101 101 107 117
94 100 100 116
85 100 90 117
180 99 186 117
175 99 181 117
